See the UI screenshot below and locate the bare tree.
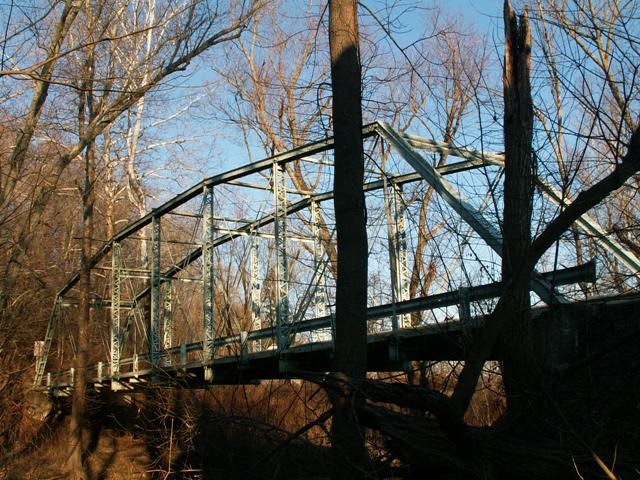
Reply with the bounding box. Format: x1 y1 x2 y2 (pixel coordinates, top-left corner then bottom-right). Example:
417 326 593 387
0 0 262 329
308 3 640 477
67 6 99 474
405 16 490 316
212 2 340 277
1 1 264 476
452 0 640 417
532 0 640 292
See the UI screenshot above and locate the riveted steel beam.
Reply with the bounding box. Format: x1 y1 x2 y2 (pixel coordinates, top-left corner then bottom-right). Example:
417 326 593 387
250 234 262 351
110 241 121 384
273 163 290 350
375 121 567 305
163 284 173 366
311 201 330 341
150 216 161 370
33 296 61 388
393 183 411 328
202 186 215 381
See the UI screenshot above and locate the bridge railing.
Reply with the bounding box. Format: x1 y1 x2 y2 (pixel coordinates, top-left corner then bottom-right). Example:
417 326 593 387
36 261 595 393
35 122 638 393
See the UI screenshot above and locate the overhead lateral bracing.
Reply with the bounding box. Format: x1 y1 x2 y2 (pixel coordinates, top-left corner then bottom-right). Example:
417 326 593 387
535 179 640 278
374 121 568 305
408 137 640 280
55 123 380 299
90 149 510 319
34 121 637 391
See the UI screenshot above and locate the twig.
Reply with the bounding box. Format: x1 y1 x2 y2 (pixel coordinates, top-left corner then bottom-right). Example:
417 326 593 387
542 386 619 480
259 408 335 465
163 417 174 480
571 455 586 480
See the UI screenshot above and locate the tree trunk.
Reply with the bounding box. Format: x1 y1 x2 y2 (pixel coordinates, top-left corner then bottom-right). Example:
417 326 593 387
0 0 79 324
328 0 370 477
67 31 97 478
67 145 94 480
500 0 536 417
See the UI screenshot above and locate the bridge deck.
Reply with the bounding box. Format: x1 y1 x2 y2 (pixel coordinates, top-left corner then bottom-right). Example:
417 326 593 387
40 262 600 396
45 319 476 396
47 293 633 396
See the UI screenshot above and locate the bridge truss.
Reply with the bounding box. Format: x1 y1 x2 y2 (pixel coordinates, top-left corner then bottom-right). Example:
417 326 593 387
33 122 639 395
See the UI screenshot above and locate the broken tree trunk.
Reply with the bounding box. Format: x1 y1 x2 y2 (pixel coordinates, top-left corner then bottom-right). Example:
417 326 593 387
500 0 537 417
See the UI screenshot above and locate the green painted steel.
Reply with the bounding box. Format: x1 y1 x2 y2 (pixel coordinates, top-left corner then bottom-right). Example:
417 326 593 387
35 123 623 393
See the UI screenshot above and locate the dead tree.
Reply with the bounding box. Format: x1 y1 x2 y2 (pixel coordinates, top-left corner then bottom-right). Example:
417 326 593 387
500 0 536 417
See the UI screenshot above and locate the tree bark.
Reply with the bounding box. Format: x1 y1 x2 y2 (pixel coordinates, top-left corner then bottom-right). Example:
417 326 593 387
500 0 536 416
67 144 94 480
328 0 370 477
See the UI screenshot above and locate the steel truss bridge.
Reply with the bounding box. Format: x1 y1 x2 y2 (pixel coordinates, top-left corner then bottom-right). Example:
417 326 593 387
33 122 640 396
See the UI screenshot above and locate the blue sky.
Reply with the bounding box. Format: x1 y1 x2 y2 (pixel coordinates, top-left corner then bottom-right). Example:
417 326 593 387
386 0 505 35
446 0 503 28
150 0 511 196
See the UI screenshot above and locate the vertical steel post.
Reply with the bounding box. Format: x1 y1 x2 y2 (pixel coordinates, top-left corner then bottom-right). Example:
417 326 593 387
311 201 329 340
273 163 290 350
393 183 410 328
110 241 121 386
250 235 262 351
150 215 161 372
133 353 139 377
202 185 215 381
162 284 172 366
385 182 400 333
459 286 472 334
33 296 61 388
240 331 248 363
180 343 187 373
